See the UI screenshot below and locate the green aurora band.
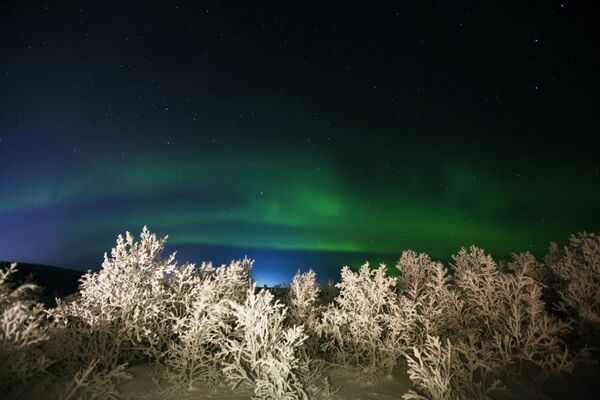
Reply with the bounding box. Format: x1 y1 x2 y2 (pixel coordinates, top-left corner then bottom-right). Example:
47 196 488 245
3 145 599 264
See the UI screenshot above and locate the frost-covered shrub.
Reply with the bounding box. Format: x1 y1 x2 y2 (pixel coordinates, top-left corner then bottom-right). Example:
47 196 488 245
5 227 596 399
508 251 559 310
545 232 600 331
288 269 320 330
286 270 322 358
489 269 571 374
46 226 180 372
196 257 253 303
56 227 177 364
452 246 522 336
0 264 50 393
317 263 403 376
395 250 464 344
397 249 507 398
221 285 314 400
434 246 572 393
396 250 442 292
400 245 575 399
508 251 550 286
164 295 230 389
462 248 572 370
45 227 257 391
403 335 503 400
453 246 572 374
163 259 253 389
163 263 331 398
46 301 135 373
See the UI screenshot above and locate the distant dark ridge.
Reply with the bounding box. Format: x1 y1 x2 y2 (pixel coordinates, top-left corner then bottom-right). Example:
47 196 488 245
0 261 85 307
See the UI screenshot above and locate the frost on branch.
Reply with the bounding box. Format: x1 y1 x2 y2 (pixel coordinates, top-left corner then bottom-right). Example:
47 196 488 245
163 258 253 389
403 335 503 400
221 284 314 400
0 264 50 393
288 269 320 330
46 226 179 371
508 251 550 285
317 263 403 377
395 250 464 344
401 245 574 399
198 256 254 303
546 232 600 331
2 228 598 399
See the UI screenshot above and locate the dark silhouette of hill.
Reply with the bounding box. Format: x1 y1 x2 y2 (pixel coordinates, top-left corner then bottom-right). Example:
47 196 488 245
0 261 86 307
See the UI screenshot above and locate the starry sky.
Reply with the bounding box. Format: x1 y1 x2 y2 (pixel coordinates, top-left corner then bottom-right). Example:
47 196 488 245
1 1 599 285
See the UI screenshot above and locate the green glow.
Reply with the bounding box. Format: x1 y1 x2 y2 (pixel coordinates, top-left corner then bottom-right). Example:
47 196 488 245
2 144 599 260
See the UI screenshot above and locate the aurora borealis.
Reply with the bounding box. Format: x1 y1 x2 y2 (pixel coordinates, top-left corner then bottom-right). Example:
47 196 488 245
1 1 599 285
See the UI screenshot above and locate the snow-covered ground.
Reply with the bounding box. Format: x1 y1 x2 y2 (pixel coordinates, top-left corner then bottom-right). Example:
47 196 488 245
19 363 599 400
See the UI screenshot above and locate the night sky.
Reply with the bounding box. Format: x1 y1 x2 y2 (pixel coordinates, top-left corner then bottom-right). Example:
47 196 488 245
1 1 599 285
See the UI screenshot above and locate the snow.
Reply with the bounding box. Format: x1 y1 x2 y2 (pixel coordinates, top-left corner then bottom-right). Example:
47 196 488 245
15 362 600 400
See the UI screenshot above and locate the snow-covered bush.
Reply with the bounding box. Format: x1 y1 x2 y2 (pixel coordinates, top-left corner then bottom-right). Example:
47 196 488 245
508 251 550 286
44 226 183 382
283 269 324 360
317 263 403 376
452 246 572 375
288 269 320 330
399 245 575 399
0 264 50 393
508 251 559 310
4 227 597 399
48 226 178 368
196 257 254 303
395 250 464 345
489 269 571 374
44 309 128 374
163 259 253 389
545 232 600 332
396 249 507 399
221 284 315 400
403 335 503 400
